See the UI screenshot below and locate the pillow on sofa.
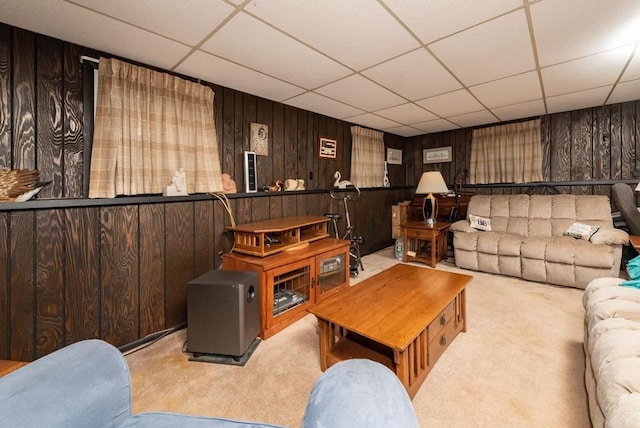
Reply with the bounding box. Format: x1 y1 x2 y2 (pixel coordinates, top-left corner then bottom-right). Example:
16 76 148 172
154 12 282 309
469 214 491 231
563 222 600 241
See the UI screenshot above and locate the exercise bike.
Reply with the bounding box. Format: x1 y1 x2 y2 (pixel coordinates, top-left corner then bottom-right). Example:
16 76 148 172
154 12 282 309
325 186 364 277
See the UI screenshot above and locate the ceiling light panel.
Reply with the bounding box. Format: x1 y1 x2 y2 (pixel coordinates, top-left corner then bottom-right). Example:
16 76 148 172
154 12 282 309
383 0 523 45
315 75 406 112
176 51 305 102
416 89 484 117
243 0 419 70
542 46 634 97
68 0 235 45
470 71 542 108
362 49 462 101
429 9 535 86
200 12 351 89
531 0 640 67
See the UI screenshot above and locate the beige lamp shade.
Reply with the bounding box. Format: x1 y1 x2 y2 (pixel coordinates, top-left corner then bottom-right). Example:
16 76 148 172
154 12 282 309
416 171 449 225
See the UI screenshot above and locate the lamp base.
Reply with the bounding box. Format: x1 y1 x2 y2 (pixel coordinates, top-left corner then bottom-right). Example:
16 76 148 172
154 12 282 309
422 193 438 226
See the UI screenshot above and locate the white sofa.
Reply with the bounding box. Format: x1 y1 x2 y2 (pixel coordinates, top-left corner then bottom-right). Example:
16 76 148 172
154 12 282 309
583 277 640 427
450 194 628 289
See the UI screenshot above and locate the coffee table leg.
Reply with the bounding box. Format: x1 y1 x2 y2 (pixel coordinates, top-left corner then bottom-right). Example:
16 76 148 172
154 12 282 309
317 319 330 371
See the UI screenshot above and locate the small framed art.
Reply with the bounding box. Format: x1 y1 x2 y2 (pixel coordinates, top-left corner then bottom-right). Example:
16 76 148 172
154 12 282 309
423 146 452 164
319 137 337 159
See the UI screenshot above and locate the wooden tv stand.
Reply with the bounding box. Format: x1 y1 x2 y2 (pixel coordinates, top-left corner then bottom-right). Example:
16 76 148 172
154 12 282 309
223 217 349 339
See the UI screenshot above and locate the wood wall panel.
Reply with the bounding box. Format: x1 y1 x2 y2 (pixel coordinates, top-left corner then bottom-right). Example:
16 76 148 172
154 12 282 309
35 209 64 357
12 28 36 169
63 43 86 198
0 213 8 357
36 36 63 198
139 204 165 337
100 206 139 347
0 25 11 167
64 207 100 344
10 211 35 360
165 202 194 328
194 200 215 276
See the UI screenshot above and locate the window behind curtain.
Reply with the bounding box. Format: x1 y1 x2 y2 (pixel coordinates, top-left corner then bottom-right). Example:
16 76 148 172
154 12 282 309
350 126 385 188
469 118 543 184
88 57 223 198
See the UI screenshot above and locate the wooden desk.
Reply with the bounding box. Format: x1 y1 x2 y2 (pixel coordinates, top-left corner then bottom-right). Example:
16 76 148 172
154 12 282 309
400 221 450 267
308 264 472 398
0 360 27 377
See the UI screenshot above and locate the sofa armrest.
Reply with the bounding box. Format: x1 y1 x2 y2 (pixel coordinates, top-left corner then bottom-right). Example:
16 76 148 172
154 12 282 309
0 339 132 428
591 228 629 246
302 359 418 428
449 219 473 233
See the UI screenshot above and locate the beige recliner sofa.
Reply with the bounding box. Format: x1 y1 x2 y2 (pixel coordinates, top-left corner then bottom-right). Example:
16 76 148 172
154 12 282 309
450 194 628 289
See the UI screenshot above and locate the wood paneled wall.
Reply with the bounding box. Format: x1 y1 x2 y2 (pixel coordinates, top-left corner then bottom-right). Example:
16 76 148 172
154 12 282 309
1 22 639 359
407 102 640 198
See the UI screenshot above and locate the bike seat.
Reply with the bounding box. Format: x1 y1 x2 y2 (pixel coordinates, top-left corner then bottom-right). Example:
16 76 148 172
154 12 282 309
324 213 342 220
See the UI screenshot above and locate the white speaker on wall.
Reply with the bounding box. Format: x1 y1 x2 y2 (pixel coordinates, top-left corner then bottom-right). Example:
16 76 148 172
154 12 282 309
244 151 258 193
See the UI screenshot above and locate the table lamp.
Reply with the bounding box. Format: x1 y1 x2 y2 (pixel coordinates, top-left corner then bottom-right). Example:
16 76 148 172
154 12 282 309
416 171 449 226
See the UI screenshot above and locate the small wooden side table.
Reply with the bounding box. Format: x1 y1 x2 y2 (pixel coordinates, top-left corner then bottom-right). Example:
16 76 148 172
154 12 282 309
629 235 640 252
400 221 450 267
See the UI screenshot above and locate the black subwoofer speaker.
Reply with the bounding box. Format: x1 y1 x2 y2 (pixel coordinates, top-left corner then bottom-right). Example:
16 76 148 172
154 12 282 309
187 270 260 357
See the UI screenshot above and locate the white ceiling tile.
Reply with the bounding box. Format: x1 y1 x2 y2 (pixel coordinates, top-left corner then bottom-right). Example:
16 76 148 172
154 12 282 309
416 89 484 117
449 110 498 128
176 51 305 102
542 46 634 97
383 125 424 137
413 119 461 133
200 12 351 89
621 47 640 82
346 114 401 131
491 100 546 122
531 0 640 67
283 92 364 120
383 0 523 44
608 79 640 104
470 72 542 108
244 0 419 70
69 0 235 45
0 0 189 70
430 9 535 86
374 103 438 125
546 87 612 114
362 49 462 101
315 75 406 112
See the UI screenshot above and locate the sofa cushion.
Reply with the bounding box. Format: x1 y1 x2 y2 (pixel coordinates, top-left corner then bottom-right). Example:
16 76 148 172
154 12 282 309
563 222 601 241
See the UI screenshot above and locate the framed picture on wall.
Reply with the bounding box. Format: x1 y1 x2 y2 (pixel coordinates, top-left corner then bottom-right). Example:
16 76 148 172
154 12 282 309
423 146 452 164
319 137 337 159
387 148 402 165
250 122 269 156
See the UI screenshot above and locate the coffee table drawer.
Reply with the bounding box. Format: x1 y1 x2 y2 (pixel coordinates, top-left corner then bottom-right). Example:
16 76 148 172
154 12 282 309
428 300 455 342
428 315 458 365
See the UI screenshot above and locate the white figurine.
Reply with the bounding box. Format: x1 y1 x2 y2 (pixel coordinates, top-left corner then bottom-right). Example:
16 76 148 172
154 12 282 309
163 168 188 196
333 171 353 189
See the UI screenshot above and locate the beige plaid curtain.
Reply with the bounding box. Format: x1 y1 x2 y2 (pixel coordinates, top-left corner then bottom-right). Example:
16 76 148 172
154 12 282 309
469 118 543 184
89 57 223 198
350 126 385 188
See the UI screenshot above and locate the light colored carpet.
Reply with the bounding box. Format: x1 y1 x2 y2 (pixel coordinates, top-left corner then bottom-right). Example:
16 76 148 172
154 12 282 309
126 247 590 427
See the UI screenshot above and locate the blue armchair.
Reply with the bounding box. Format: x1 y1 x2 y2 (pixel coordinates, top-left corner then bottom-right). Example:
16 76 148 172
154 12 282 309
0 339 418 428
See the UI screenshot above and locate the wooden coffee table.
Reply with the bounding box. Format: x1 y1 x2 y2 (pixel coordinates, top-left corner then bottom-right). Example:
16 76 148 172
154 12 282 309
308 263 472 398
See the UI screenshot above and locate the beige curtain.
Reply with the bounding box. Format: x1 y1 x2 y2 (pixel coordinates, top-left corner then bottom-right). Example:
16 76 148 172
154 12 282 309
350 126 385 188
469 118 543 184
89 57 223 198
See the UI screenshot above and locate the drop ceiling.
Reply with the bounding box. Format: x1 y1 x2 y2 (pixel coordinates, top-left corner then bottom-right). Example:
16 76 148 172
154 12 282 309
1 0 639 137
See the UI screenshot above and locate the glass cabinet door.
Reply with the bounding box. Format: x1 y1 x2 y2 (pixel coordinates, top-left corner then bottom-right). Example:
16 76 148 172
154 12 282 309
316 246 348 300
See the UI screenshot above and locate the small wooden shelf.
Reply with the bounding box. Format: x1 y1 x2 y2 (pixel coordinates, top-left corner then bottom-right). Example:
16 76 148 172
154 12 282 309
227 215 330 257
